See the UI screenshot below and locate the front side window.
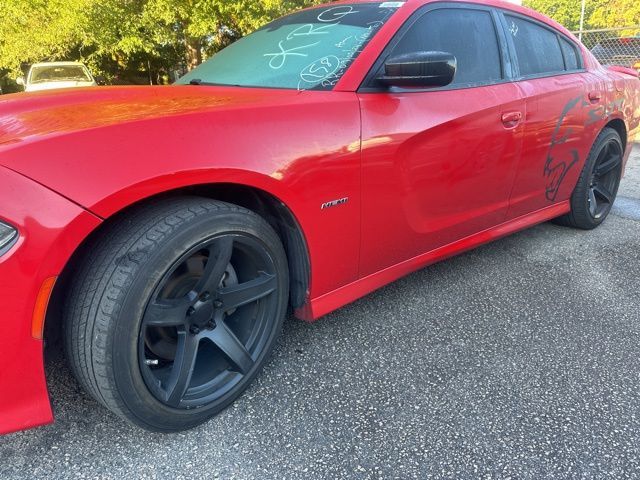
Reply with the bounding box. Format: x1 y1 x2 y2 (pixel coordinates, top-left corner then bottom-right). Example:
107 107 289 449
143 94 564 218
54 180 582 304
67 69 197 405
387 8 503 87
178 4 399 91
505 15 565 76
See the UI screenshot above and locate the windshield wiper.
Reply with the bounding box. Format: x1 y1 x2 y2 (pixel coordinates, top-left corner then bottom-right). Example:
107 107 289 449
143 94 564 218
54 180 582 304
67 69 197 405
186 79 244 87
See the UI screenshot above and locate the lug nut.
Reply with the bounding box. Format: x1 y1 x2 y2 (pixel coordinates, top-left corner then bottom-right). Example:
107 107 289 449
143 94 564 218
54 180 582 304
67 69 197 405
200 292 211 301
187 307 196 316
190 325 201 335
207 320 216 330
214 300 223 308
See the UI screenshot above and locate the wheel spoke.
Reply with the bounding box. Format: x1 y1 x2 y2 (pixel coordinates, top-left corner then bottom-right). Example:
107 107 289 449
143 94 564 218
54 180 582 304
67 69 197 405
196 237 234 295
593 184 613 205
164 331 200 407
218 272 277 311
595 154 621 177
205 322 254 374
588 188 598 217
594 143 609 167
143 294 196 327
139 227 282 410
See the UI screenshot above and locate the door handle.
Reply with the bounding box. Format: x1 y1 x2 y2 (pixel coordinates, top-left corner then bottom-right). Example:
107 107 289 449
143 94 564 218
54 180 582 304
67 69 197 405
588 91 602 102
501 111 522 128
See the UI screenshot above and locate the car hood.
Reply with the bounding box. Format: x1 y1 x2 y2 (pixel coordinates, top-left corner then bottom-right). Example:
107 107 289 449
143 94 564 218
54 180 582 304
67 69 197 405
0 85 297 149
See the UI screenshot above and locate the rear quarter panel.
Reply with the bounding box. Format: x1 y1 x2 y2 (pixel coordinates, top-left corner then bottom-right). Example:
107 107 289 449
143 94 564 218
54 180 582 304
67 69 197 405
586 66 640 170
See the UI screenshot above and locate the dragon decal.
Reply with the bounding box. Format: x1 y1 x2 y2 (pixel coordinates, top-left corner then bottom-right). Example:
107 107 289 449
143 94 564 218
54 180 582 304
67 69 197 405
543 95 586 202
544 93 626 202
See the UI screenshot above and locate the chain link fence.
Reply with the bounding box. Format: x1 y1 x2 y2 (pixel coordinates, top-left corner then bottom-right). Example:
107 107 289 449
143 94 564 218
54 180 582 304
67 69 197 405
572 26 640 71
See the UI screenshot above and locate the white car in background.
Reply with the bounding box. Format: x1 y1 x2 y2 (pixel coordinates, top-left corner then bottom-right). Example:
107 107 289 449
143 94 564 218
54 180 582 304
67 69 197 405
17 62 97 92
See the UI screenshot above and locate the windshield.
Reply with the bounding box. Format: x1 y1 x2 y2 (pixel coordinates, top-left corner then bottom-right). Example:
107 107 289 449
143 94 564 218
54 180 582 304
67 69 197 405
30 65 92 84
177 3 401 91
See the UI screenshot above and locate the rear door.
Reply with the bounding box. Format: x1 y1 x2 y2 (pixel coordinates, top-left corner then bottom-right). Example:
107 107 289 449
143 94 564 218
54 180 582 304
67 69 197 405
358 4 526 276
500 12 591 218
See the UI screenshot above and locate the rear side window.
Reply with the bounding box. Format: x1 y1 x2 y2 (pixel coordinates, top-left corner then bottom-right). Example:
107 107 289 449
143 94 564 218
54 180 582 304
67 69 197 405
389 8 503 86
560 37 580 70
505 15 564 76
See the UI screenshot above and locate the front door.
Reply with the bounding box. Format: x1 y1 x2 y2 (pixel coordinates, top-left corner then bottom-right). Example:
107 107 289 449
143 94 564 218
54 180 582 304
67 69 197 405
358 5 525 276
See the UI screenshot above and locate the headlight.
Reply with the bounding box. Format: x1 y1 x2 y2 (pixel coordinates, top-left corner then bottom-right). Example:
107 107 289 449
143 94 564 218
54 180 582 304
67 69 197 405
0 220 18 253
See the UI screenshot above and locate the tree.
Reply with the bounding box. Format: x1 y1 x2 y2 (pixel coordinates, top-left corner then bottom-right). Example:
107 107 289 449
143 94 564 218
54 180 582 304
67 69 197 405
0 0 324 86
523 0 639 31
589 0 640 31
0 0 88 74
523 0 607 31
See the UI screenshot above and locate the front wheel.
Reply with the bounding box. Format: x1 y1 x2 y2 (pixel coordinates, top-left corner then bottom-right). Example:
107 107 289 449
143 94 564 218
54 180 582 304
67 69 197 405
555 127 623 230
64 198 289 432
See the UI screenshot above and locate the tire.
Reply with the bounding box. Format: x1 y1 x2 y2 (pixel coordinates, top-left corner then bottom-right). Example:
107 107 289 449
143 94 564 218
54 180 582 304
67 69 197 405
555 127 623 230
64 197 289 432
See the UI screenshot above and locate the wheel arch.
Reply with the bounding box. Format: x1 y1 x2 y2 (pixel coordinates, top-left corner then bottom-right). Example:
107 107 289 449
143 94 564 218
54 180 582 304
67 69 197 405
44 183 311 348
568 118 628 195
604 117 627 151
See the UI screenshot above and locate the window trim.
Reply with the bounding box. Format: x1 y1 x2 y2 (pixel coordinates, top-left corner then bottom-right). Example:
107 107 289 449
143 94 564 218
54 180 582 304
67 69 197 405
358 2 513 93
498 10 586 81
557 34 582 71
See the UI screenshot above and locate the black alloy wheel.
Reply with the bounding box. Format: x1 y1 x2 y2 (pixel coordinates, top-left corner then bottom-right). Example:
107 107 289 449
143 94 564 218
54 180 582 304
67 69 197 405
586 138 623 220
64 198 289 432
555 127 623 230
139 233 280 409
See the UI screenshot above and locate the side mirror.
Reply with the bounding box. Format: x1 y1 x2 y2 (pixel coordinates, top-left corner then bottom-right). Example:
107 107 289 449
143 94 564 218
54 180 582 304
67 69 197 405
378 51 457 88
16 76 25 86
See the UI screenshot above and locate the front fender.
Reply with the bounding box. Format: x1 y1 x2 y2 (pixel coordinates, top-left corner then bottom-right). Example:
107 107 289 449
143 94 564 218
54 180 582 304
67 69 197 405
0 166 101 434
1 91 363 301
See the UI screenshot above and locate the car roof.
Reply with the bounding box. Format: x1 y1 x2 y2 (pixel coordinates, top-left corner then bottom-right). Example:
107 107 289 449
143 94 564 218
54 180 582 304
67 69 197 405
313 0 575 39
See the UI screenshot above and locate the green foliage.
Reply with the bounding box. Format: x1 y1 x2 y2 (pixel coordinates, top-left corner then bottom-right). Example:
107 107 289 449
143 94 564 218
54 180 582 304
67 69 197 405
524 0 639 32
589 0 640 32
0 0 88 73
524 0 579 31
0 0 323 85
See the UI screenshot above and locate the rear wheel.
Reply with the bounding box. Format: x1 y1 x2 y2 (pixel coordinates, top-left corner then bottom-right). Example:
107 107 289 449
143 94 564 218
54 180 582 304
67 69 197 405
64 198 289 432
555 127 623 230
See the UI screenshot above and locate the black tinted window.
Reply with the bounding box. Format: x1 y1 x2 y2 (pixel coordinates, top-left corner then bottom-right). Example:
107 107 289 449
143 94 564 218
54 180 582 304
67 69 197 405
560 37 580 70
390 8 502 86
506 15 564 76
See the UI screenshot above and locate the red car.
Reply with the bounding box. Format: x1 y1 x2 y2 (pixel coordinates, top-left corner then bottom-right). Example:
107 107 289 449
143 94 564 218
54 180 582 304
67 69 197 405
1 0 639 434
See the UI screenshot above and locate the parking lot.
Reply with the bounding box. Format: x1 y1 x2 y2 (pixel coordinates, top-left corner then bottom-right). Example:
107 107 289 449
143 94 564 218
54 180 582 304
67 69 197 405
1 147 639 479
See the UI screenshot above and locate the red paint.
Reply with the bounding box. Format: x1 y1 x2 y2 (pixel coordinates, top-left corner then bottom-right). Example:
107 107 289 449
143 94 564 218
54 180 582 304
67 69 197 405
358 82 526 277
300 201 571 320
0 167 101 434
1 0 639 434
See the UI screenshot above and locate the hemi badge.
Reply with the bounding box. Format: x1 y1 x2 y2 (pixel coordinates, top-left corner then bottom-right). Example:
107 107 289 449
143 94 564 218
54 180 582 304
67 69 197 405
321 197 349 210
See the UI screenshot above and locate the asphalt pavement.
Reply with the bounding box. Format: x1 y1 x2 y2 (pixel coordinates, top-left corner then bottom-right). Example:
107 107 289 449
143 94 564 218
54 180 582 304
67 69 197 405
1 147 640 479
